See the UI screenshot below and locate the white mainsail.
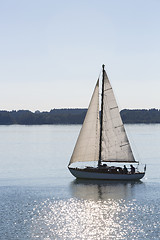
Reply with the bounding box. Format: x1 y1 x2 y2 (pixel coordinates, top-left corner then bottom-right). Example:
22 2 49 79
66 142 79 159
101 71 135 162
68 80 100 165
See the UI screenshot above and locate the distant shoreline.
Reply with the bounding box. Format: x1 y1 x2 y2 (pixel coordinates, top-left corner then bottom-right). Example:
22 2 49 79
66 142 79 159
0 108 160 125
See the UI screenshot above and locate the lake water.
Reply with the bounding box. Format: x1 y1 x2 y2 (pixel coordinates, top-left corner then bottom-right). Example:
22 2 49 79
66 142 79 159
0 124 159 239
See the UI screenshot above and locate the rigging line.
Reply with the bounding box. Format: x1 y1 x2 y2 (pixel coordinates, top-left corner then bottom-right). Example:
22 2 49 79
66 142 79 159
125 125 141 162
98 68 101 80
98 68 102 97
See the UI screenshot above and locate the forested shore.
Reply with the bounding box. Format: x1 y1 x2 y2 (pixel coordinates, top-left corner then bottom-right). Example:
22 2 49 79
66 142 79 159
0 108 160 125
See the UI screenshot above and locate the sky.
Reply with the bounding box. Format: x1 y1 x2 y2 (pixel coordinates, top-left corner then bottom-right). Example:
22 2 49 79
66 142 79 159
0 0 160 112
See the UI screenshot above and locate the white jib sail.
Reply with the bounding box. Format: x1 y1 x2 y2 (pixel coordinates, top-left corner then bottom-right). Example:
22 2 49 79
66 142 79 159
101 71 135 162
69 80 100 166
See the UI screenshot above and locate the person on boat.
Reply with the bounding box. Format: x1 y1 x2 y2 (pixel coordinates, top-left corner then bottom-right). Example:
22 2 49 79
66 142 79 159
130 165 135 174
123 165 128 174
102 164 107 168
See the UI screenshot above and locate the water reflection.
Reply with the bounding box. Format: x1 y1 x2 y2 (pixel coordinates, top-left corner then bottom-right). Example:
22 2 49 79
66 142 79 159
70 179 143 201
30 181 150 240
30 197 129 239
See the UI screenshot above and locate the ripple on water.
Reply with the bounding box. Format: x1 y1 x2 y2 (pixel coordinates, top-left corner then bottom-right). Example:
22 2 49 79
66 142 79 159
30 197 160 240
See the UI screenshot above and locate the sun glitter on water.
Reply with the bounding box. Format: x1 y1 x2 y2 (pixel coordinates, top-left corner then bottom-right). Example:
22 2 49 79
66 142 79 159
29 181 160 240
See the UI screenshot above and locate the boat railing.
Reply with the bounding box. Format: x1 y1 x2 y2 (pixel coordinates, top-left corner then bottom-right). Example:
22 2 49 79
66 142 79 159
79 164 146 174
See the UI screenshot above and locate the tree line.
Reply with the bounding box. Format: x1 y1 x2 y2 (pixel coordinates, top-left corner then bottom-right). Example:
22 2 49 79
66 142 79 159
0 108 160 125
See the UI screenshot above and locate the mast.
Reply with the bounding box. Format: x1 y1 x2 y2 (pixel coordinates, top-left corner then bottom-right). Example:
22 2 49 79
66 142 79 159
98 64 105 167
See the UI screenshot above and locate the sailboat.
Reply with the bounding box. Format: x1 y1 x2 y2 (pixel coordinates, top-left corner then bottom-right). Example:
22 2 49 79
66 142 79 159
68 65 146 180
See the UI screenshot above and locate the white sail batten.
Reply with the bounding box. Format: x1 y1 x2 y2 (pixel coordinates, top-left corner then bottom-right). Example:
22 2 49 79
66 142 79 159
69 80 100 166
101 71 136 162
